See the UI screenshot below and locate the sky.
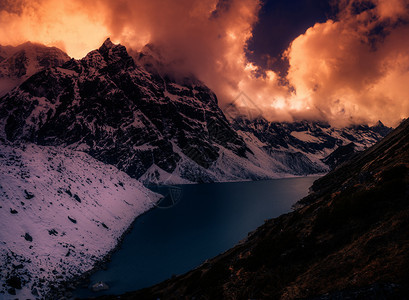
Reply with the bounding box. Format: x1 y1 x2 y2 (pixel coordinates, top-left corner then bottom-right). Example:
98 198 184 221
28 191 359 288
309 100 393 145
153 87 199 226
247 0 336 74
1 0 409 127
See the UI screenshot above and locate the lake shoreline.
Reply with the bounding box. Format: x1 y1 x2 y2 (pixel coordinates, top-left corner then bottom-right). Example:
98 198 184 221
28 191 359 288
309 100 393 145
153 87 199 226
59 177 319 299
47 200 159 299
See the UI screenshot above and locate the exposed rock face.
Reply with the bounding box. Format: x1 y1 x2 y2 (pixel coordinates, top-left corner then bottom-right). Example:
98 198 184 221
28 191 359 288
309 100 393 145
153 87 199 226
322 142 357 169
107 118 409 299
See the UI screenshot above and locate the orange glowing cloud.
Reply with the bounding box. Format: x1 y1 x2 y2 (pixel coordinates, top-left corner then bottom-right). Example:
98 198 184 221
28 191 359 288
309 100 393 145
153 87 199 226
81 0 266 108
0 0 109 58
286 0 409 126
1 0 409 127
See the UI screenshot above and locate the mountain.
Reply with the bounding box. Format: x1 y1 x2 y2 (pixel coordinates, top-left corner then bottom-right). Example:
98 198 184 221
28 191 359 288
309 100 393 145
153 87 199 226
231 116 392 174
0 39 391 184
0 45 15 62
105 117 409 299
0 42 70 97
0 38 257 183
0 139 159 298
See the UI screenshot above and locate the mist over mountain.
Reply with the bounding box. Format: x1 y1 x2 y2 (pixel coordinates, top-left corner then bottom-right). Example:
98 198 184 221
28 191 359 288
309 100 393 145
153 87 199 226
0 42 70 96
0 39 391 185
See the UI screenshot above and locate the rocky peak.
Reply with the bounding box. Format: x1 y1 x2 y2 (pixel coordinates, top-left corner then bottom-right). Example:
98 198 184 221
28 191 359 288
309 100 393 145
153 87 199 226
97 38 133 67
99 37 114 51
371 120 391 136
0 42 69 77
78 38 135 73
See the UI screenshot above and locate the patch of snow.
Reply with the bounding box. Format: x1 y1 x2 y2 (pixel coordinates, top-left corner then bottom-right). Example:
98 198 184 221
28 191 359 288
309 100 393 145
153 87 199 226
290 131 322 143
139 163 193 185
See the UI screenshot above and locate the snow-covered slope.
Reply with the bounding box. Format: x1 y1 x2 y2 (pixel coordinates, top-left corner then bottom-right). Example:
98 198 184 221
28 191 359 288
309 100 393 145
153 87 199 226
0 141 159 298
0 42 70 97
139 142 294 185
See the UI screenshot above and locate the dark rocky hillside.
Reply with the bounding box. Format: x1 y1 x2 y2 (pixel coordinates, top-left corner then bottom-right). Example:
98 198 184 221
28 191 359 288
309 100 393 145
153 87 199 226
100 119 409 299
321 142 357 170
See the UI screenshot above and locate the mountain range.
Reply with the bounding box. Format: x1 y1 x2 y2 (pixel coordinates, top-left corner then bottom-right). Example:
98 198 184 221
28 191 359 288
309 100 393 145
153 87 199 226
0 38 391 184
0 38 395 298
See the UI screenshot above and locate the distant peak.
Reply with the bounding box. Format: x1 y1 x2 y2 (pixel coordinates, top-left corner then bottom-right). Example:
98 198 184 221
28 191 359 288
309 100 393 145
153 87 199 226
375 120 385 127
102 38 114 48
98 38 117 54
94 37 133 66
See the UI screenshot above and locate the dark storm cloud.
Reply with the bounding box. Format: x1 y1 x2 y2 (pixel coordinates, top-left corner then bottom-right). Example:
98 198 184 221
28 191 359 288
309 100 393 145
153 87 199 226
246 0 337 74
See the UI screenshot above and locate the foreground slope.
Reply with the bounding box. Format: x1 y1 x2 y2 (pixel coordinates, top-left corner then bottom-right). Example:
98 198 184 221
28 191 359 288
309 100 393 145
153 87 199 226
105 119 409 299
0 140 159 298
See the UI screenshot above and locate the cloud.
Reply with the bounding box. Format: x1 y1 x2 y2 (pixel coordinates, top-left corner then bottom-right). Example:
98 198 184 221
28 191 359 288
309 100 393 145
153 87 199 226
84 0 268 109
1 0 277 112
0 0 109 58
285 0 409 126
1 0 409 126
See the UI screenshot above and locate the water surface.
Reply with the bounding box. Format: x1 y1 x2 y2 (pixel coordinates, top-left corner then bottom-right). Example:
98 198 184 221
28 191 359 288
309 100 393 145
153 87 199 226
75 177 319 297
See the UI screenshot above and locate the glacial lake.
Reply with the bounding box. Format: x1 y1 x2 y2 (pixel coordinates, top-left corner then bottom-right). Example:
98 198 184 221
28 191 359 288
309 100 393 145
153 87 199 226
74 176 319 298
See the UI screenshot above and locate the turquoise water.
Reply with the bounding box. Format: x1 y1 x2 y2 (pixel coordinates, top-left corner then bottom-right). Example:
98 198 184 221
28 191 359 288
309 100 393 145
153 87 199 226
74 177 319 298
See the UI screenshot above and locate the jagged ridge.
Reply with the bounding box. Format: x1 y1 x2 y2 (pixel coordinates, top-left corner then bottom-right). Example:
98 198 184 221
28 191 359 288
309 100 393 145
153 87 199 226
0 39 261 183
0 39 391 184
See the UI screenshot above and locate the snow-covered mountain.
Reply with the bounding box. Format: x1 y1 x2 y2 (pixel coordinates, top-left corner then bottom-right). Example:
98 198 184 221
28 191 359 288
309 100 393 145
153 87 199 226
0 140 159 298
0 38 391 184
0 38 301 184
231 116 391 174
0 42 70 97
